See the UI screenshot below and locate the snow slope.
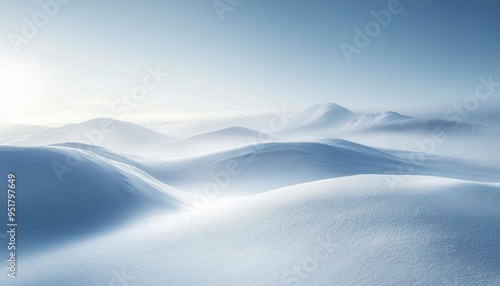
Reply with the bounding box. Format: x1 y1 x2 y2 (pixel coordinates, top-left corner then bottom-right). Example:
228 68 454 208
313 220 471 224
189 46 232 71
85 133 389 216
12 175 500 286
132 139 500 195
149 126 272 156
1 103 499 286
343 114 500 135
342 111 412 130
280 104 499 138
5 118 175 154
283 103 358 136
0 146 190 253
52 139 500 196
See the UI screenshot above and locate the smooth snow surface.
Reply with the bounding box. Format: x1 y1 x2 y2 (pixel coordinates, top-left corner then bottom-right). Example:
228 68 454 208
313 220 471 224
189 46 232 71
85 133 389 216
0 103 499 285
11 176 500 286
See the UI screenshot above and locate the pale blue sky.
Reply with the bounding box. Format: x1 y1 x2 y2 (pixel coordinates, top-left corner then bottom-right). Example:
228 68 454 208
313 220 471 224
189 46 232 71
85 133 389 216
0 0 499 124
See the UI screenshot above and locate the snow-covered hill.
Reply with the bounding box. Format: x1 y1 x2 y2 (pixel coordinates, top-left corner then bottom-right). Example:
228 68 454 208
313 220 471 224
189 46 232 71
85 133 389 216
283 103 358 136
343 113 499 135
149 126 272 156
5 118 175 154
0 145 189 253
343 111 412 130
14 175 500 285
99 139 500 195
1 103 499 286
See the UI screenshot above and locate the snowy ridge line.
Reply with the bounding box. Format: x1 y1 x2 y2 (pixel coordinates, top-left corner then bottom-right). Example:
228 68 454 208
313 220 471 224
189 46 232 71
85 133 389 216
49 144 194 205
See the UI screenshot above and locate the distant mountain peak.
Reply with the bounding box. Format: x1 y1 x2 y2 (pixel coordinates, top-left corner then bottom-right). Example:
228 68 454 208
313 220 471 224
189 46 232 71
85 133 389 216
378 111 412 119
307 102 353 113
286 103 357 131
7 118 175 153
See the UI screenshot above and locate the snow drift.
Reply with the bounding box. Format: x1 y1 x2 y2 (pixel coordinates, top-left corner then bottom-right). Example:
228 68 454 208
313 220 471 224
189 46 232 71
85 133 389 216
129 139 500 195
1 102 499 286
12 175 500 286
0 145 189 253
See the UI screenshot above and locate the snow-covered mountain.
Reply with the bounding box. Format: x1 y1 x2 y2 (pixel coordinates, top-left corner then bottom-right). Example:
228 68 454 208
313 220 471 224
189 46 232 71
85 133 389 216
276 104 500 137
283 103 358 135
343 111 412 129
5 118 175 154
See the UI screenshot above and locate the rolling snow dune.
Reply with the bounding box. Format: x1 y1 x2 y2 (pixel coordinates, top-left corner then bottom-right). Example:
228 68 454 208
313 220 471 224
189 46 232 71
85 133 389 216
52 142 144 166
0 146 190 253
1 104 499 286
176 126 271 142
129 139 500 195
147 126 272 156
12 175 500 286
54 139 500 196
5 118 175 154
